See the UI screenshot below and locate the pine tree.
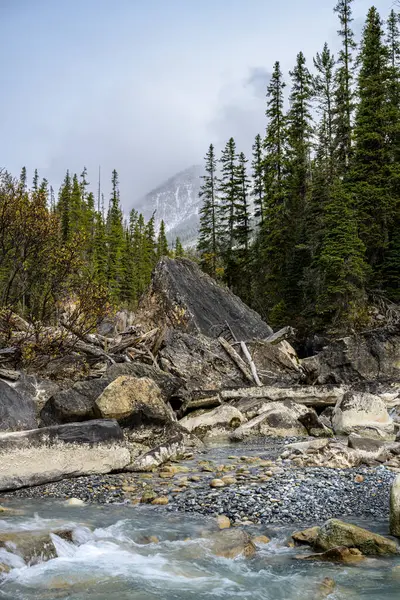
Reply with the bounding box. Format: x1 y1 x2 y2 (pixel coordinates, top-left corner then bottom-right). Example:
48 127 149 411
156 220 169 259
218 138 241 285
58 171 72 241
93 211 107 284
70 174 83 237
106 169 124 297
257 61 287 316
175 237 184 257
198 144 219 277
251 134 265 224
19 167 27 191
333 0 356 173
32 169 39 193
285 51 314 312
313 43 336 176
383 8 400 298
350 7 391 274
233 152 252 303
316 179 367 326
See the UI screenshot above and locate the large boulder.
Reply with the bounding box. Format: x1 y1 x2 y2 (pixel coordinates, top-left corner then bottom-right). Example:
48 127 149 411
0 420 130 491
0 380 36 431
179 405 245 441
230 401 309 441
390 475 400 537
94 376 172 427
208 528 256 559
0 529 74 565
332 391 395 440
315 519 398 556
303 326 400 384
137 257 273 340
159 331 247 391
41 363 180 426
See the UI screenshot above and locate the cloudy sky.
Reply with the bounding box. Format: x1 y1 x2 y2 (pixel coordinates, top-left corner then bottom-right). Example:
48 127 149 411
0 0 395 208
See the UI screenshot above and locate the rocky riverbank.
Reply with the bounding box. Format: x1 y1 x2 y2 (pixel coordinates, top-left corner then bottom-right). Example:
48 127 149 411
4 439 396 526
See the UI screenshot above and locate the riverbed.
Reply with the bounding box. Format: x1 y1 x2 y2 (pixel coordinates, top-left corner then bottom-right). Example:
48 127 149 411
0 500 398 599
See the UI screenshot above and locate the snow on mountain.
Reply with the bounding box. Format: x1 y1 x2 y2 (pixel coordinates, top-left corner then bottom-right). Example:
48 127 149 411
133 165 203 247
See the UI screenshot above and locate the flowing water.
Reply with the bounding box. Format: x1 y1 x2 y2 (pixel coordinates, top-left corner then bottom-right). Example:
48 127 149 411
0 500 398 600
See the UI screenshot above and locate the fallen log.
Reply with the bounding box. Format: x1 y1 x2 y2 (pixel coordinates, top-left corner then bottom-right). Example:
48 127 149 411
221 385 348 408
218 337 254 384
240 342 262 387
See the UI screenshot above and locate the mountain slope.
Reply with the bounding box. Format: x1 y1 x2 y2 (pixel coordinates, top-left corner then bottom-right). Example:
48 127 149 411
133 165 203 246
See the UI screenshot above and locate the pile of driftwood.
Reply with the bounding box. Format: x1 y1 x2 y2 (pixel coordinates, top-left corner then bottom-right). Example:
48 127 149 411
0 310 168 377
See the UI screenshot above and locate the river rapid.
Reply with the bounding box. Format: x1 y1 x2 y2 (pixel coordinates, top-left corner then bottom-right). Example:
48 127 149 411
0 499 398 600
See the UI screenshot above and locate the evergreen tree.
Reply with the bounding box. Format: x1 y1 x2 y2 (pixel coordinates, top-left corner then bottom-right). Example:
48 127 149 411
93 211 107 284
19 167 27 191
333 0 356 173
58 171 72 241
156 220 169 259
198 144 219 277
316 179 367 326
251 134 265 224
313 43 336 175
106 169 124 297
70 174 83 237
257 61 287 316
350 7 391 274
175 237 184 257
32 169 39 193
233 152 252 303
218 137 241 285
284 51 314 312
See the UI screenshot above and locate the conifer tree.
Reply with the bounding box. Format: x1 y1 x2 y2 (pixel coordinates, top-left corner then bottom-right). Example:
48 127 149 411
32 169 39 193
285 52 313 311
93 212 107 284
218 138 241 285
58 171 72 241
156 220 169 259
313 43 336 175
258 61 287 316
19 167 27 191
175 237 184 257
198 144 219 277
106 169 124 297
316 179 367 326
251 134 265 224
70 174 83 237
333 0 356 173
234 152 252 303
351 7 391 273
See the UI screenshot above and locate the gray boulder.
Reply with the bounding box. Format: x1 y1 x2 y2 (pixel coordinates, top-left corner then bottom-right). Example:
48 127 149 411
390 475 400 537
0 380 36 431
304 326 400 384
137 257 273 340
41 362 181 426
0 420 130 491
332 391 395 440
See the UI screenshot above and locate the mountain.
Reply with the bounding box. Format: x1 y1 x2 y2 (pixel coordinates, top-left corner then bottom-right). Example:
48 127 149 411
133 165 203 247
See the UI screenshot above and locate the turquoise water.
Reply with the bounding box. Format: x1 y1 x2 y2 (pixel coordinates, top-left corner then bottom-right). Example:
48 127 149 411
0 500 398 600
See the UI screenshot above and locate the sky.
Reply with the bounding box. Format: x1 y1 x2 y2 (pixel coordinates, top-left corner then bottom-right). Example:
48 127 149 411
0 0 396 209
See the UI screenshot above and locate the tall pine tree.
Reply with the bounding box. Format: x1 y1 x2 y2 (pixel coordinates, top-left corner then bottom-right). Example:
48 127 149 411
198 144 219 277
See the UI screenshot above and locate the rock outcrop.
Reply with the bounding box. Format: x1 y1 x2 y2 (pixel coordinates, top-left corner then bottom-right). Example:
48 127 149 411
179 404 245 441
332 391 395 440
230 401 309 441
137 258 273 340
294 519 398 556
40 363 180 426
0 380 36 432
0 420 131 491
94 376 172 427
303 326 400 384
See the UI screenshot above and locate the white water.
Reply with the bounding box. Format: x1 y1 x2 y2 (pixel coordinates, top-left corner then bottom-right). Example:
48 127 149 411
0 500 398 600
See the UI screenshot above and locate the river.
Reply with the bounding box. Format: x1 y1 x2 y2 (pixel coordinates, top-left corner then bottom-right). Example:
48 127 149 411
0 498 398 600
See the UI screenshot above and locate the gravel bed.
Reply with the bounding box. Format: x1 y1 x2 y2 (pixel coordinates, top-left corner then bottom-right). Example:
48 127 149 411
4 436 396 526
168 465 396 525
